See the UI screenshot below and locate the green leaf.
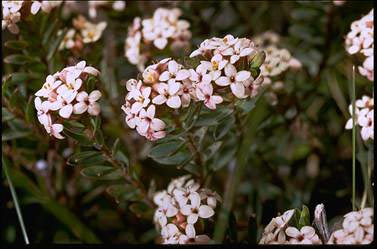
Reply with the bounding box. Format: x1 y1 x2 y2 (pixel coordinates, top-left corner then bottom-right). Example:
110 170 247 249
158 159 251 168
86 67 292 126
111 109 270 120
227 212 238 242
67 151 105 166
249 51 266 69
2 108 14 123
114 151 129 168
2 130 32 141
129 202 153 220
4 40 29 50
148 140 185 159
194 108 234 127
63 129 92 146
203 141 222 161
298 205 310 229
25 97 35 124
4 55 39 65
80 166 123 180
152 151 192 166
211 147 236 171
106 184 143 202
63 120 85 130
111 138 120 155
47 30 66 60
213 116 234 140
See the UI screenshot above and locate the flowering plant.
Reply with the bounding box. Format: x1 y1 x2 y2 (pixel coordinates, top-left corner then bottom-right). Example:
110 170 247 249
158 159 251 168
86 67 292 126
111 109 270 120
2 1 374 245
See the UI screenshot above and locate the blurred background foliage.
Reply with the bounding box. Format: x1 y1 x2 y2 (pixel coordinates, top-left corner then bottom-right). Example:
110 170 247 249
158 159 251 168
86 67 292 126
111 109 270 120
2 0 374 244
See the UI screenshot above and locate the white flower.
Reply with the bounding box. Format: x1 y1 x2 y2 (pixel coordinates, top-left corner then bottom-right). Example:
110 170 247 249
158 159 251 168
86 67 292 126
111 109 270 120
136 105 166 135
285 226 322 244
152 82 182 109
73 90 102 115
180 192 215 224
31 1 62 15
359 110 374 140
161 224 182 244
44 122 64 140
2 0 23 34
35 75 62 98
195 83 223 110
215 63 250 99
58 29 76 51
128 85 151 114
159 60 190 84
199 189 222 209
178 224 211 244
81 21 107 43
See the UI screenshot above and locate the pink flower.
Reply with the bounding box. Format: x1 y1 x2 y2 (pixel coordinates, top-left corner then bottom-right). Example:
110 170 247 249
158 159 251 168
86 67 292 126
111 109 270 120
136 105 166 135
215 63 250 99
44 122 64 140
195 83 223 110
73 90 102 115
152 82 182 109
121 104 140 129
127 85 151 114
159 60 190 84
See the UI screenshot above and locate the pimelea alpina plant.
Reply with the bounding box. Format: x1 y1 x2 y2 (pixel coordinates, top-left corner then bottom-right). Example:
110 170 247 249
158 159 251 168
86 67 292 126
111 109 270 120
30 1 62 15
327 208 373 244
122 34 265 141
345 9 374 81
345 95 374 141
253 31 302 105
124 7 191 71
34 61 101 139
153 175 221 244
58 15 107 52
259 206 322 244
2 0 24 34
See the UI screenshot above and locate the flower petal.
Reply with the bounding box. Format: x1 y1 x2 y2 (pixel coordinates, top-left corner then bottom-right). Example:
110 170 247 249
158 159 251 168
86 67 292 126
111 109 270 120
198 205 214 218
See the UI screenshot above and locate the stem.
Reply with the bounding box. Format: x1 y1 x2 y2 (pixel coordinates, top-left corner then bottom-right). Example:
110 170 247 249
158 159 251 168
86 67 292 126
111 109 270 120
2 158 30 244
351 66 356 211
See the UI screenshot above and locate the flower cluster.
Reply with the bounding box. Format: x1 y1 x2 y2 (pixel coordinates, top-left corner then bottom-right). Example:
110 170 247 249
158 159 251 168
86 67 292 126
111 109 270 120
345 9 374 81
328 208 373 244
259 209 321 244
252 31 301 106
122 35 266 141
2 0 23 34
125 8 191 71
345 95 374 141
253 31 301 83
31 1 62 15
153 175 221 244
58 15 107 51
88 0 125 19
34 61 101 139
189 34 265 99
2 0 63 34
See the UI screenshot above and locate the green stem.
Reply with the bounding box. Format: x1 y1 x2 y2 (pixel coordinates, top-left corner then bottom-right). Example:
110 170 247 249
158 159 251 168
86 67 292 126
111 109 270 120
351 66 356 211
2 158 30 244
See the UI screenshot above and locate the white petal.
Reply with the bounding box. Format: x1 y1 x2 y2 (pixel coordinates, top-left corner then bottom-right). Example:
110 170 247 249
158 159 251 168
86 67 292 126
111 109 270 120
198 205 214 218
154 38 168 49
76 91 88 102
189 192 201 208
168 81 180 95
187 213 199 224
185 224 196 238
176 69 190 81
73 102 88 114
152 95 167 105
31 2 42 15
236 71 251 82
159 71 171 81
59 104 73 119
151 118 165 131
83 66 100 76
231 82 246 98
181 205 192 216
88 102 101 116
224 63 237 77
215 76 230 86
167 96 181 109
285 227 300 238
